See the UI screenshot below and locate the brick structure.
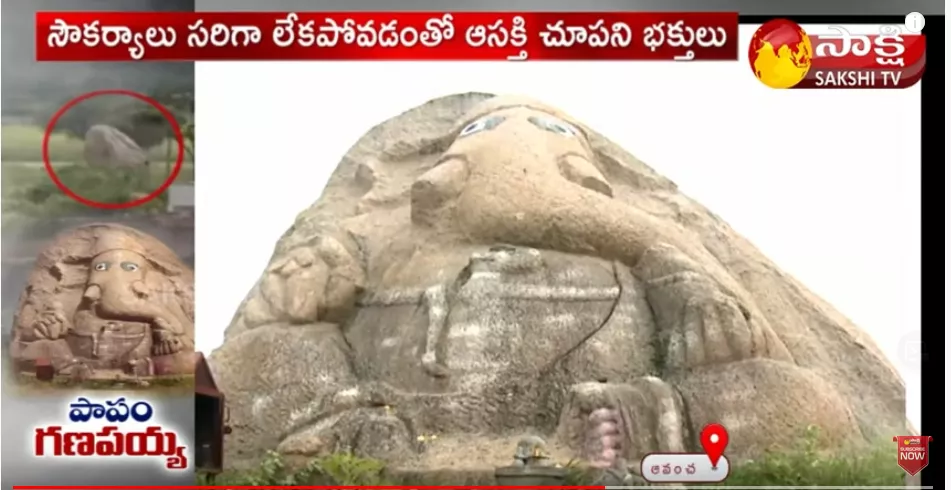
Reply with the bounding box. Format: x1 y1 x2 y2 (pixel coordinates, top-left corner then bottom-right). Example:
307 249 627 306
34 358 54 381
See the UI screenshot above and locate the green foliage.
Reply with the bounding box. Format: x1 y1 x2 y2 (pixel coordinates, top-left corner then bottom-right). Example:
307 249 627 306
4 165 161 213
3 82 194 163
315 452 391 485
13 371 193 393
35 95 131 140
1 124 182 163
1 162 194 227
181 121 195 153
199 427 903 486
1 125 85 162
724 425 904 486
15 86 194 159
562 458 600 485
199 451 392 486
144 89 195 159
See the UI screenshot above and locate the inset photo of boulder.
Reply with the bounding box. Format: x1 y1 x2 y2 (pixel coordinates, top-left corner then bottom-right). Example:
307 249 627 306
3 89 194 217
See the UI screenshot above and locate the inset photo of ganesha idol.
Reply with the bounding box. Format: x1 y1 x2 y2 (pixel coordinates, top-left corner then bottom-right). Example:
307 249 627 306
9 223 195 388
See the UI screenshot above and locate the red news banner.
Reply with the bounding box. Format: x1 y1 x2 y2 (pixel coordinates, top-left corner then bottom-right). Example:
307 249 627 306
35 11 739 62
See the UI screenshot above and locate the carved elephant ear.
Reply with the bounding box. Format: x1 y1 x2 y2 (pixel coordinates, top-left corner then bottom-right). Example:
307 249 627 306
144 271 196 323
374 92 500 161
283 93 499 232
143 255 187 277
132 234 195 322
26 227 107 295
50 261 90 288
584 129 678 193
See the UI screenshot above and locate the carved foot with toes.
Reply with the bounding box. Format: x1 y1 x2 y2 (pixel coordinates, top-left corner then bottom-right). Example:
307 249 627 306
279 407 417 461
587 408 625 469
151 329 189 356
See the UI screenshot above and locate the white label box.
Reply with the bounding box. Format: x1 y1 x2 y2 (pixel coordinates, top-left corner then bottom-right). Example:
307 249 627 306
640 452 730 483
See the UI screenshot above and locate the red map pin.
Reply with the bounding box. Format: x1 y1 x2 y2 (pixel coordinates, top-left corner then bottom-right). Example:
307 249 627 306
700 423 729 467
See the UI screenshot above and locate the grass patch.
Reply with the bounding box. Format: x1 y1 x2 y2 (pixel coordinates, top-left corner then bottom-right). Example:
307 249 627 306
206 428 905 486
723 425 905 485
2 123 195 227
3 125 85 162
199 451 392 486
1 124 187 163
1 162 195 228
12 372 194 395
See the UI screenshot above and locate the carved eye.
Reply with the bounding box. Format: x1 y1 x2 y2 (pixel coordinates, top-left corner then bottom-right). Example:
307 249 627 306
120 262 139 272
94 262 109 271
529 116 578 136
458 115 506 137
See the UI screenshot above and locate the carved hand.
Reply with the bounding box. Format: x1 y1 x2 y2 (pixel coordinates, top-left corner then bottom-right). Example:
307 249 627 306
32 309 70 340
259 237 364 326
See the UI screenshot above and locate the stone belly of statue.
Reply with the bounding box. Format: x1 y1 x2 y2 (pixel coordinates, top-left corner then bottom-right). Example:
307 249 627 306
353 246 637 390
67 311 153 370
346 244 655 437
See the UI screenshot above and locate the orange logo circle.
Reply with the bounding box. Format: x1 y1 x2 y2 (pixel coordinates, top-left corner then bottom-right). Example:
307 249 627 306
748 19 813 89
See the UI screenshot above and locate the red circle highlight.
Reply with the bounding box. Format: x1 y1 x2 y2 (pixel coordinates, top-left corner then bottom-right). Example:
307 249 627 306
42 89 185 210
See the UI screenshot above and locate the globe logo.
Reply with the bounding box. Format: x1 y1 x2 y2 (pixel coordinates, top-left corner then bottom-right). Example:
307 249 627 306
748 19 814 89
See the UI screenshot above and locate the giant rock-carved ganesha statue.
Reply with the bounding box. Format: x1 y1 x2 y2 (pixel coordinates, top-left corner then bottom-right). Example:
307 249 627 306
10 223 195 380
211 94 907 472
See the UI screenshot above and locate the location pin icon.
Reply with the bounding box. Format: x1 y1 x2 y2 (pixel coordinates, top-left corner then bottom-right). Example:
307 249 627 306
700 423 729 468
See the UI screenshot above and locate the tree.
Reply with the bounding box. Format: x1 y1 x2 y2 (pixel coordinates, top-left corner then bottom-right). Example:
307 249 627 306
136 89 195 179
148 88 194 160
35 87 194 156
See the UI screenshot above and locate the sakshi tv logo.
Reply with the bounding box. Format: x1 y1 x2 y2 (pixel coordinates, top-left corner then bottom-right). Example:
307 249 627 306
748 19 926 89
33 396 189 470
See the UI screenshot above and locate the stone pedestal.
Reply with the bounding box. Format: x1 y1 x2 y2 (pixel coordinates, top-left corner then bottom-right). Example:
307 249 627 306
153 351 195 376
